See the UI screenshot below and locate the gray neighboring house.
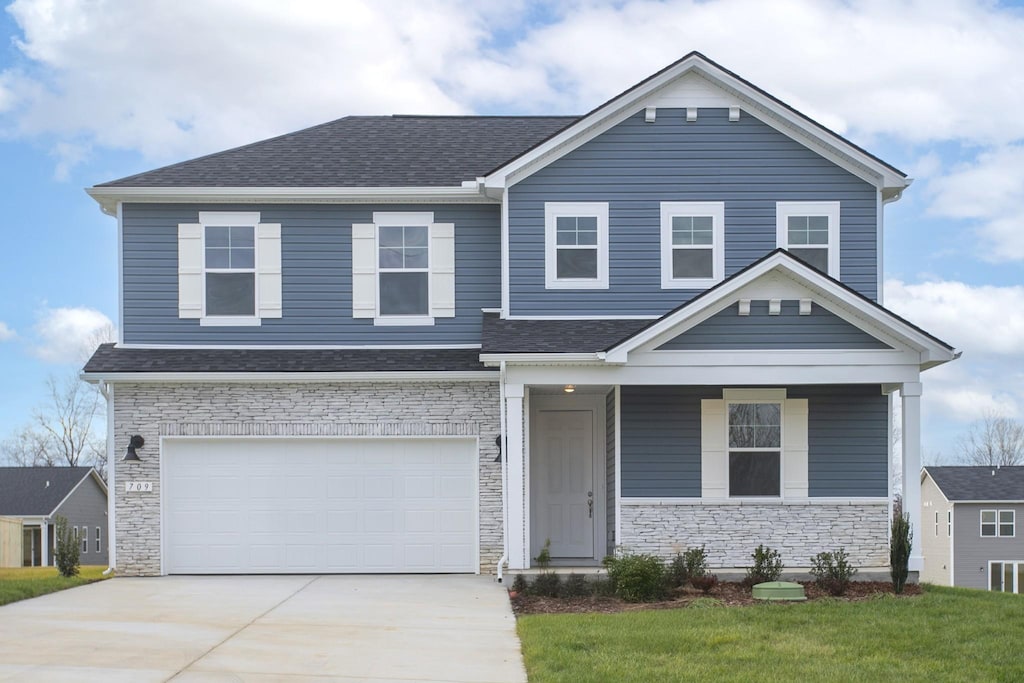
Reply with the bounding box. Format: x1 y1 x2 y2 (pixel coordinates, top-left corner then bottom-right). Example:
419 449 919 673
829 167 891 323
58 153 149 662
82 52 957 578
921 466 1024 593
0 467 109 567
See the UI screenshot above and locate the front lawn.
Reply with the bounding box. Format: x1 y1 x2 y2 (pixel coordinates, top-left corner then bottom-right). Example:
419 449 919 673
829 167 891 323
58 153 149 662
0 566 110 607
518 585 1023 682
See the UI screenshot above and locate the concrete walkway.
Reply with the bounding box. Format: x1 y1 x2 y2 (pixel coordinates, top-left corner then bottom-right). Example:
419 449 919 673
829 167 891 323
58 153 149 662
0 575 527 682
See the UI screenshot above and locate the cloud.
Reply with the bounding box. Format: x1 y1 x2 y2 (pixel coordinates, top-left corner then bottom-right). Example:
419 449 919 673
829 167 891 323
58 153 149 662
0 322 15 341
32 307 115 364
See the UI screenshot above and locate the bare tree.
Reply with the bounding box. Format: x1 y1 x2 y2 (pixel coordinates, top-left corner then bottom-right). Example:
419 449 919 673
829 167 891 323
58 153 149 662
957 412 1024 466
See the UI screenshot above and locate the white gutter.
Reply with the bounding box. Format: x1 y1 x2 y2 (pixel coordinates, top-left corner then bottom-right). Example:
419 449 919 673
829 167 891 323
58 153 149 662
81 371 499 384
496 360 508 583
480 353 603 366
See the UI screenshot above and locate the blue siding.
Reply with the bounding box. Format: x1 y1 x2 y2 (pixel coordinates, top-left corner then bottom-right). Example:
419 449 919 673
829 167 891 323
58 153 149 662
508 108 879 315
657 301 890 350
620 385 888 498
121 203 500 345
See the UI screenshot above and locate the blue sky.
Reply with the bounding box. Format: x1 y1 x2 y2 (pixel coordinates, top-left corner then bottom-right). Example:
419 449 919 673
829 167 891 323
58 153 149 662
0 0 1022 463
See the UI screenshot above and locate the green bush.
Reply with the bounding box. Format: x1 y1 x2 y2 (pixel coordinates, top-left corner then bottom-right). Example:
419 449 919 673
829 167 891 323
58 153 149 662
809 547 858 596
561 573 592 598
510 573 528 594
690 574 719 594
745 544 784 585
603 551 667 602
531 572 562 598
53 515 80 579
890 504 913 594
669 545 710 587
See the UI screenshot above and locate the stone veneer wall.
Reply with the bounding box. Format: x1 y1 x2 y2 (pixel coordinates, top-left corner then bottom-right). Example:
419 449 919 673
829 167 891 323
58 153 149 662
112 380 501 576
620 502 889 567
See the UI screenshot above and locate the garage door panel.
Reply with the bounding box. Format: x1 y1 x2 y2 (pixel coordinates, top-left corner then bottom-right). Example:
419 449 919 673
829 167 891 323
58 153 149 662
163 438 477 574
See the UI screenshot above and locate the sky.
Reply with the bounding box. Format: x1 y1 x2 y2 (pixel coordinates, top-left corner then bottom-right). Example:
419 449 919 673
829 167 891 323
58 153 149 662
0 0 1022 463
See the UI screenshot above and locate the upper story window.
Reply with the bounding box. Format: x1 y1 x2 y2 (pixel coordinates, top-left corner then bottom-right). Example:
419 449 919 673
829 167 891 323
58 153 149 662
544 202 609 289
981 509 1015 537
776 201 840 277
351 212 455 325
727 401 782 497
660 201 724 289
177 212 282 326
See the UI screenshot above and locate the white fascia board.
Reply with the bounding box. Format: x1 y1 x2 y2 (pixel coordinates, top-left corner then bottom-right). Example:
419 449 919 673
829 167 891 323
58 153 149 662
86 185 493 215
112 343 481 350
479 353 603 366
81 371 498 383
483 55 908 194
49 471 96 517
948 500 1024 505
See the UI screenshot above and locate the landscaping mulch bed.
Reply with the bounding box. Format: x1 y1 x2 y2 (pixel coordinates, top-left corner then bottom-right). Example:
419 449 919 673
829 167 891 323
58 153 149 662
510 581 922 615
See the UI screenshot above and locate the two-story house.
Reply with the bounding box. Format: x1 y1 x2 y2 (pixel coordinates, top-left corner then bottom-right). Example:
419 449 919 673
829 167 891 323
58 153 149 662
82 52 957 578
921 466 1024 592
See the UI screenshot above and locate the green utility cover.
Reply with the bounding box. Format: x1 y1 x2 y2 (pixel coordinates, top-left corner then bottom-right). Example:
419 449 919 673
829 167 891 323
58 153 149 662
752 581 807 601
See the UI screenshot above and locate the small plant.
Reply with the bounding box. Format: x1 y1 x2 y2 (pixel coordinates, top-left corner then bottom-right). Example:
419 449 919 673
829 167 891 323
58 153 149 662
890 504 913 594
531 572 562 598
809 548 858 596
669 545 710 587
688 596 723 609
603 551 667 602
591 577 616 597
745 544 784 585
53 515 80 579
561 573 592 598
510 573 528 596
533 539 552 570
690 574 719 594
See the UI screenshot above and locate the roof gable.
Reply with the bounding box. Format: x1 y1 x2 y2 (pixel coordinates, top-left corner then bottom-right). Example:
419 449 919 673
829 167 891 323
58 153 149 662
924 466 1024 502
0 467 103 517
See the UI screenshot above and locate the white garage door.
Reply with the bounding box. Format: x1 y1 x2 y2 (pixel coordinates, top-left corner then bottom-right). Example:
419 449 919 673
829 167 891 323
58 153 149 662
162 438 477 574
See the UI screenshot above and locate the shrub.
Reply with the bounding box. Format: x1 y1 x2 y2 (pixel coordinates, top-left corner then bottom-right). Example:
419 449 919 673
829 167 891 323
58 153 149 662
533 539 552 570
531 572 562 598
510 573 528 595
603 551 667 602
53 515 80 579
745 544 784 585
561 573 592 598
591 577 616 597
669 545 710 587
890 505 913 594
809 548 858 596
690 574 719 594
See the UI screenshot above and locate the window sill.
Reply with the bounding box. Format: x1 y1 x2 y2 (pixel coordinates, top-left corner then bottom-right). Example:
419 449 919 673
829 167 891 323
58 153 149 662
661 277 720 290
373 316 435 327
200 316 262 327
544 279 609 290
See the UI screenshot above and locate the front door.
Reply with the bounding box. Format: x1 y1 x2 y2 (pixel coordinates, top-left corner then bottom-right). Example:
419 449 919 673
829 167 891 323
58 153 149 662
531 408 596 560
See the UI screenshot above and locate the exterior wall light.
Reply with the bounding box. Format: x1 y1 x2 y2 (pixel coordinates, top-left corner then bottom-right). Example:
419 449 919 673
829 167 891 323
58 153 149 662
124 435 145 461
563 384 576 393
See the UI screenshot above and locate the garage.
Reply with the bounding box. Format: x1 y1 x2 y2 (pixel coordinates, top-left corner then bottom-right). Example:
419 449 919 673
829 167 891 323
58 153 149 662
162 437 478 574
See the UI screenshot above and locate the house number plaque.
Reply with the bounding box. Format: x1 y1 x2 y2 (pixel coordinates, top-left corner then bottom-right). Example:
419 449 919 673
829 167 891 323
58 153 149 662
125 481 153 492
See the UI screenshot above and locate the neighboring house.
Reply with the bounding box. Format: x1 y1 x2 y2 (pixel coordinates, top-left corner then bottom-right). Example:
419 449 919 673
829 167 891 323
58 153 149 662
82 52 957 578
0 467 109 567
921 466 1024 593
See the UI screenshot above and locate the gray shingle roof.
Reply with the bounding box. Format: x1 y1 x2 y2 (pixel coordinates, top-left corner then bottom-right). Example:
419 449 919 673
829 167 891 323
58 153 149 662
0 467 99 517
83 343 491 374
96 116 577 188
481 313 648 354
925 466 1024 501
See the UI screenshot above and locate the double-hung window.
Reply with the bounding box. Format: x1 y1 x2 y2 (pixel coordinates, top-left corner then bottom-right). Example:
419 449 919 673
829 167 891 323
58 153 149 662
544 202 609 289
95 526 101 553
660 202 724 288
81 526 88 553
981 509 1015 537
378 223 429 317
727 401 782 497
205 223 256 317
776 201 840 277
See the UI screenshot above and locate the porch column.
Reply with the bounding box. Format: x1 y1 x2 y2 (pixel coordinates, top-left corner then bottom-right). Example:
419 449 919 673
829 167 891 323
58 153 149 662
505 383 527 569
40 520 50 567
901 382 923 572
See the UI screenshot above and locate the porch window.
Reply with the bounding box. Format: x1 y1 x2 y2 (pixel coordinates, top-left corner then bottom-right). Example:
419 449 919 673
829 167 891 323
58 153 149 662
727 402 781 497
544 202 609 289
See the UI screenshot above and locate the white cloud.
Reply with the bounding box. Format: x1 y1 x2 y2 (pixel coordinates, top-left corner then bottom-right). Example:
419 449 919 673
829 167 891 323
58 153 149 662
32 306 114 364
0 322 15 341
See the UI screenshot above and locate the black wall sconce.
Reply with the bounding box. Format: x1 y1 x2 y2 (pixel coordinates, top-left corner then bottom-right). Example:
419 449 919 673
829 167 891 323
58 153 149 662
124 435 145 461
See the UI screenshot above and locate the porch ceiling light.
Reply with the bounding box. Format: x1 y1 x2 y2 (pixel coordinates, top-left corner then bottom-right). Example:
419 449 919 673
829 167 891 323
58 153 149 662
563 384 576 393
124 434 145 461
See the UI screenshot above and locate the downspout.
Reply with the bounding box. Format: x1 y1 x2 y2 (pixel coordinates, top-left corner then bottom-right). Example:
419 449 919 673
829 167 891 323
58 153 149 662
495 360 508 583
97 380 116 576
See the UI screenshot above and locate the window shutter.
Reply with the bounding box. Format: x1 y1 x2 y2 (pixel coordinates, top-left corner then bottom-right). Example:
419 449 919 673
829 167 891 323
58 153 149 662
700 399 727 498
430 222 456 318
783 398 809 498
257 223 282 319
351 223 377 318
177 223 203 318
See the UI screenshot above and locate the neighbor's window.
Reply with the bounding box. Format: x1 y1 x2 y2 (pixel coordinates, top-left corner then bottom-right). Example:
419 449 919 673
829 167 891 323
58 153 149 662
981 510 1015 537
727 402 781 497
989 561 1023 594
947 510 952 536
95 526 101 553
378 223 429 316
660 202 724 288
776 201 840 277
205 224 256 316
81 526 88 553
544 202 609 289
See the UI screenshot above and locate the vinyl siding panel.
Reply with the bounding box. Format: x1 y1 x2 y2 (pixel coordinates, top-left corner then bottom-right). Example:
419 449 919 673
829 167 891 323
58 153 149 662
52 476 108 566
657 301 891 350
920 475 953 586
508 108 878 316
121 203 499 345
953 503 1024 590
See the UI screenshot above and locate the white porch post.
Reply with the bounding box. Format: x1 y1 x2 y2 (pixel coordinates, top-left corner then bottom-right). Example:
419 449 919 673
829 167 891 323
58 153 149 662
901 382 923 572
505 383 527 569
40 520 50 567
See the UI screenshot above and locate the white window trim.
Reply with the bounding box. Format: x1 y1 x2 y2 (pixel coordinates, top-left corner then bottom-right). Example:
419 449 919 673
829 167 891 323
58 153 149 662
660 201 725 289
776 201 840 278
725 395 784 500
198 211 262 327
544 202 609 289
95 526 101 553
988 560 1023 593
980 509 1015 538
371 211 435 326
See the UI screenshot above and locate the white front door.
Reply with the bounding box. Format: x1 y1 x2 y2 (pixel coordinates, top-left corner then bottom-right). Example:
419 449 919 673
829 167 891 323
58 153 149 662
531 407 597 560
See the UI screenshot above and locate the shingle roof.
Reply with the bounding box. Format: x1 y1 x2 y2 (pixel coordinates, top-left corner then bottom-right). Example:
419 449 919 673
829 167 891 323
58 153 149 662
481 313 648 354
0 467 99 517
96 116 577 188
83 343 491 374
925 466 1024 501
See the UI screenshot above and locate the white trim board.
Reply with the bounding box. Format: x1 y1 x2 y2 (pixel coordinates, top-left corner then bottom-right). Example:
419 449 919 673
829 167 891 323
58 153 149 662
82 371 498 383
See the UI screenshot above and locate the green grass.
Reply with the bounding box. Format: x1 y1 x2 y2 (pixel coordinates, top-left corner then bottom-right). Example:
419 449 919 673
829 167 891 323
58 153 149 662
0 566 110 606
518 586 1024 682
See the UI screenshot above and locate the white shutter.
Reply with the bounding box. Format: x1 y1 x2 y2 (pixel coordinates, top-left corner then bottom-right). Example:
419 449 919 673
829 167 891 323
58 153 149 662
257 223 282 319
352 223 377 318
177 223 203 319
430 222 455 318
700 399 727 498
783 398 809 498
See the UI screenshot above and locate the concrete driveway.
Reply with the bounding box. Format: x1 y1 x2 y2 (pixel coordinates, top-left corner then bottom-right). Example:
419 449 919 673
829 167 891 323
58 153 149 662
0 575 526 682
